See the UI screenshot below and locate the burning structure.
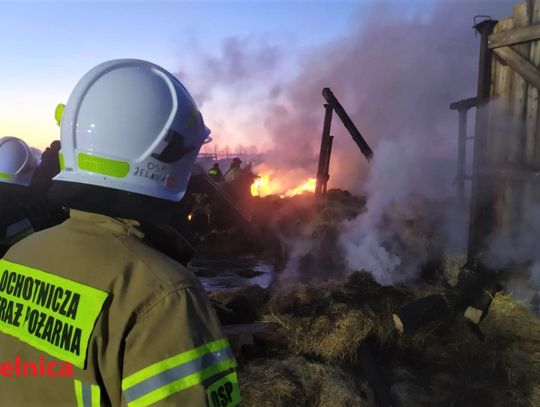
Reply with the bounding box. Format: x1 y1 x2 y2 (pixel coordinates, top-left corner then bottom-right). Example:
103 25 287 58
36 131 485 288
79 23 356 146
192 1 540 406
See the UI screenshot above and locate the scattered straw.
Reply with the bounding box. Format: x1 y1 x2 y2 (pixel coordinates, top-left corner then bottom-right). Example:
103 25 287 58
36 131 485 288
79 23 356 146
238 357 374 407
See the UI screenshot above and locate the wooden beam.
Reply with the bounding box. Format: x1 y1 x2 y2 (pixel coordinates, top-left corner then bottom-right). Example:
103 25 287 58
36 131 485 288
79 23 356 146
322 88 373 161
479 164 540 180
526 0 540 165
493 46 540 91
322 135 334 194
449 97 478 111
315 104 333 197
488 23 540 49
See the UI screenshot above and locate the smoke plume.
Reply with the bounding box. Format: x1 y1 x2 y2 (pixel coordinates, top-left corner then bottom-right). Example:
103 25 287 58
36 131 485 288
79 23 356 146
178 0 515 284
485 199 540 310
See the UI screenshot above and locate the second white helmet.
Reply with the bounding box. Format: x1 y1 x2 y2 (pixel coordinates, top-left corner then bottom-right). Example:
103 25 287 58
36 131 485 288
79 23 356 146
0 136 39 187
54 59 211 201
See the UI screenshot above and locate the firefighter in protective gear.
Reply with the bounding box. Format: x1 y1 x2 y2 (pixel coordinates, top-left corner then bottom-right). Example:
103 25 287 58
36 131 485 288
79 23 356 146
0 59 240 406
0 136 38 189
29 139 68 230
0 136 39 255
208 163 224 183
0 136 63 255
225 158 242 181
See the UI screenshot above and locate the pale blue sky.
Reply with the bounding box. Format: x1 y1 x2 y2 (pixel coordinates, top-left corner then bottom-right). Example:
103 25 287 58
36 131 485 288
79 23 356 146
0 0 443 149
1 0 517 154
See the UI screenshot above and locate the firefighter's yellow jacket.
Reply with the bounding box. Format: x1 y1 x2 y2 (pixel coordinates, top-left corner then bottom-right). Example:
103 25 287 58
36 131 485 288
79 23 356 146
0 210 239 406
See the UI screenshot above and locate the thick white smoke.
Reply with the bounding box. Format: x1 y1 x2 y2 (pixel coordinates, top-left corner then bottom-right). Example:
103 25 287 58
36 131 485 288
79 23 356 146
340 135 459 285
485 200 540 309
177 0 516 284
334 1 514 285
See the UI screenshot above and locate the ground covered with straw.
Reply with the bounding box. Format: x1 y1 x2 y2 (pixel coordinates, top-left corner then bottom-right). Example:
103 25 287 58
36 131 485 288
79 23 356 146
211 269 540 406
203 192 540 405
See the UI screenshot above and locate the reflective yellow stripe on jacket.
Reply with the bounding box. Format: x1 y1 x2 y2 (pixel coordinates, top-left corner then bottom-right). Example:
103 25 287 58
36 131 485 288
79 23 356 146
122 338 237 407
74 380 101 407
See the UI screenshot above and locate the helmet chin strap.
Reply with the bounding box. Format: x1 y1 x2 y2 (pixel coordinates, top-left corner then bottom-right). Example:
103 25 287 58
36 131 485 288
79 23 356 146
151 130 196 164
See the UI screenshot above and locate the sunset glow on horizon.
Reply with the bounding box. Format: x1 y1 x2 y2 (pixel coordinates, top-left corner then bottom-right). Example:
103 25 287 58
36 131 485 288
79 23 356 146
0 0 362 151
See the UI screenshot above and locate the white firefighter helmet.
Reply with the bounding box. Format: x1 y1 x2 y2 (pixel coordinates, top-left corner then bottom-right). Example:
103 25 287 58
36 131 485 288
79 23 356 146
54 59 211 201
0 136 39 187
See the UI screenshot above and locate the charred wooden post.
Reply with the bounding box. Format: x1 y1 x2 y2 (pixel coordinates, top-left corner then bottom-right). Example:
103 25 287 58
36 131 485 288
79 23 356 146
322 88 374 161
315 104 334 197
450 97 477 203
315 88 373 196
322 136 334 194
467 19 498 269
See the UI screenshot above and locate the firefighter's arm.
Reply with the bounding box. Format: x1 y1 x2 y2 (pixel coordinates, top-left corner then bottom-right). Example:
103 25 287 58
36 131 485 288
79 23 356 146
121 287 240 407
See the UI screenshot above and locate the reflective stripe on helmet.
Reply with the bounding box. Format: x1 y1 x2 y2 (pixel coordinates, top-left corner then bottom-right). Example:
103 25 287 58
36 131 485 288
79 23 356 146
55 103 65 127
77 153 130 178
0 137 38 187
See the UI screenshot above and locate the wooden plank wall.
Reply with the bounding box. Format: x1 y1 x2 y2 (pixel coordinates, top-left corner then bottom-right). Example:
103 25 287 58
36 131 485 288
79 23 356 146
487 1 540 235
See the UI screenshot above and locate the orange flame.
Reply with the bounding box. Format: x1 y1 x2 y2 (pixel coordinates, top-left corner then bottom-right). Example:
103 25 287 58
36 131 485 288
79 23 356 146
251 173 316 198
251 174 272 197
282 178 316 198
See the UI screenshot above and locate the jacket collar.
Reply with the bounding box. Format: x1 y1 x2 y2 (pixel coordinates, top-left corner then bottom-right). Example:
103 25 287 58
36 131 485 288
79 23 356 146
69 210 145 239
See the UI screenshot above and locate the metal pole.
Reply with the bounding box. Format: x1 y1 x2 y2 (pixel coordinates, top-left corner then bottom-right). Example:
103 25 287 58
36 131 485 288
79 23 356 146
467 19 498 268
457 109 467 203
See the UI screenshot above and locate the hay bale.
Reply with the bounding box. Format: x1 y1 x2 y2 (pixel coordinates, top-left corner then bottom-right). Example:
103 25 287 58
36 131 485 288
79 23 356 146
395 293 540 406
239 358 303 407
229 275 540 406
264 309 376 361
482 293 540 340
481 293 540 404
228 271 540 406
260 275 400 355
238 357 374 407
